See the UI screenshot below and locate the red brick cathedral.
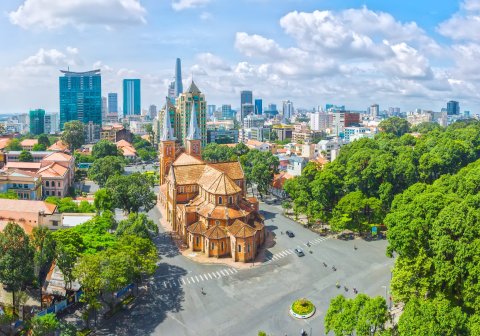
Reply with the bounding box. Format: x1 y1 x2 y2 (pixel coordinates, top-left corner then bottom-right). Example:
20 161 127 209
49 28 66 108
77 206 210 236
158 99 265 262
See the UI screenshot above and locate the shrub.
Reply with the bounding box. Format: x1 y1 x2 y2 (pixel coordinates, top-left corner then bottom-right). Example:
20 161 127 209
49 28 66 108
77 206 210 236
292 299 315 315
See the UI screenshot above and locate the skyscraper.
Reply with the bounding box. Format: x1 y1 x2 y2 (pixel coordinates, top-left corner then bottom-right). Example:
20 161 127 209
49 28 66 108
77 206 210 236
59 69 102 140
149 105 157 120
221 104 233 119
29 109 45 135
102 96 107 122
176 81 207 147
370 104 379 118
207 105 216 119
282 100 294 121
447 100 460 115
254 99 263 115
44 112 59 134
108 93 118 113
168 81 176 100
240 90 253 121
123 79 141 116
175 58 183 98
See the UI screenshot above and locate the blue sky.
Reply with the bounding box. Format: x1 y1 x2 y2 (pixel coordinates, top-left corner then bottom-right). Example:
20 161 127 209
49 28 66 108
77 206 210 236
0 0 479 114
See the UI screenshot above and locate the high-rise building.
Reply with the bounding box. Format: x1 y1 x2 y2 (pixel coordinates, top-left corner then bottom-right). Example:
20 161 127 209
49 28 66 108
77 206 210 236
326 104 345 112
175 81 207 147
102 96 107 122
240 90 253 121
59 69 102 141
370 104 379 118
175 58 183 98
108 93 118 113
388 107 401 116
44 112 59 134
123 79 141 116
149 105 157 120
282 100 294 121
254 99 263 115
310 111 329 131
221 104 233 119
29 109 45 135
447 100 460 115
168 81 176 100
264 103 278 118
207 105 216 119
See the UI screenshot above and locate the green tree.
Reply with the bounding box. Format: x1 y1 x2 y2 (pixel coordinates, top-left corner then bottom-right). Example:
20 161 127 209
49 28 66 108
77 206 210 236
31 226 55 299
19 150 34 162
241 149 279 197
105 173 156 213
52 229 84 290
202 143 235 163
0 191 19 199
37 134 51 148
61 120 85 151
378 117 410 137
398 297 467 336
92 139 121 159
325 294 388 336
88 156 125 187
281 201 292 214
45 196 79 213
145 123 155 147
6 138 22 150
32 143 47 151
411 122 442 134
0 222 34 316
116 213 158 239
94 188 115 212
28 313 60 336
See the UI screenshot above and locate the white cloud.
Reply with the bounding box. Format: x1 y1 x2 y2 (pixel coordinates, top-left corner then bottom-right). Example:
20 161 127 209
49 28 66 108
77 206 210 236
196 53 231 71
382 42 433 79
278 8 438 58
9 0 147 30
172 0 210 11
19 47 81 67
438 0 480 41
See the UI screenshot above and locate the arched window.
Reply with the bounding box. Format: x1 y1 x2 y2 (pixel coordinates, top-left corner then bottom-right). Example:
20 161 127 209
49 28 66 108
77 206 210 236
218 196 223 205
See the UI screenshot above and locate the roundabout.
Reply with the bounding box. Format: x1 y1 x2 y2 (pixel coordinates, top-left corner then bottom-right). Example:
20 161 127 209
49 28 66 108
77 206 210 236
290 299 316 319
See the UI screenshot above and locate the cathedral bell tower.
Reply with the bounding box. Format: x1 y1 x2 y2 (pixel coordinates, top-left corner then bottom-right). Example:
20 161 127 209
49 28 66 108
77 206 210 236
159 97 176 185
185 101 202 158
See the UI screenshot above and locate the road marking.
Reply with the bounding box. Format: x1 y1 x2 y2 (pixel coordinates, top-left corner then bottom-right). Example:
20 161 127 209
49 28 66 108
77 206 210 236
272 255 279 260
186 278 190 284
220 270 227 276
207 273 213 280
285 249 293 254
228 269 235 275
195 275 201 282
199 274 205 281
190 277 196 283
181 278 186 285
231 268 238 273
216 271 222 277
163 281 167 288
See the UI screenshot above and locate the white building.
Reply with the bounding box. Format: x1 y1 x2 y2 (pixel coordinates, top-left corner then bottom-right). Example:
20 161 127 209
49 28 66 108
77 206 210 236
286 156 308 176
310 111 329 131
44 112 60 134
282 100 294 121
316 138 345 161
344 126 372 142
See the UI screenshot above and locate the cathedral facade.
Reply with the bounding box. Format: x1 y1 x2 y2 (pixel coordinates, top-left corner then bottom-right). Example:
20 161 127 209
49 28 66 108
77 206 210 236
158 88 265 262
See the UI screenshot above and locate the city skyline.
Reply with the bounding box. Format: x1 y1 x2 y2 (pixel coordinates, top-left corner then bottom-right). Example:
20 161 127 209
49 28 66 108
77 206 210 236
0 0 478 113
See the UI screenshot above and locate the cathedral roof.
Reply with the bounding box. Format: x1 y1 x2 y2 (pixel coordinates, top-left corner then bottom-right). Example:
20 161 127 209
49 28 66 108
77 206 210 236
161 96 175 141
204 225 228 239
186 221 207 234
173 153 204 166
186 102 202 140
197 166 241 195
227 220 256 238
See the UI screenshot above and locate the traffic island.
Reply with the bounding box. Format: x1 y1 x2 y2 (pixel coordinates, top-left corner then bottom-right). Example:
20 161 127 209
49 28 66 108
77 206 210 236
290 298 316 319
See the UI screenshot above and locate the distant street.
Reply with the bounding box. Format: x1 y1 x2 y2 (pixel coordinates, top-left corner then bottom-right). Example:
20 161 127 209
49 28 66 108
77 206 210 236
96 200 394 336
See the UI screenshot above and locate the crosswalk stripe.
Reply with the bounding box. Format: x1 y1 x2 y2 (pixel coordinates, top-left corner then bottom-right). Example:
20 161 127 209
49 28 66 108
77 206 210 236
190 277 196 283
220 270 227 276
286 250 293 254
195 275 200 282
216 271 222 277
231 268 238 273
181 278 185 285
186 278 190 284
200 274 206 281
207 273 213 280
228 269 235 274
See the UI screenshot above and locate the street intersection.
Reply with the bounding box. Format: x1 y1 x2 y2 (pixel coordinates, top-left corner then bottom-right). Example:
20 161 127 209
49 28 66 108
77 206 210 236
97 201 394 336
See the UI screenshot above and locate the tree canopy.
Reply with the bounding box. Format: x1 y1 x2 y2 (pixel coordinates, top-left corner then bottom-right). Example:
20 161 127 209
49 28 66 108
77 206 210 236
61 120 85 151
19 150 34 162
284 121 480 229
378 117 410 137
92 139 121 159
88 156 125 187
105 173 156 213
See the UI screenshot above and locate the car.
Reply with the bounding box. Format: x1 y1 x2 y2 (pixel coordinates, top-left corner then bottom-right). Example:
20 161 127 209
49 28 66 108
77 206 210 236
294 248 305 257
286 230 295 238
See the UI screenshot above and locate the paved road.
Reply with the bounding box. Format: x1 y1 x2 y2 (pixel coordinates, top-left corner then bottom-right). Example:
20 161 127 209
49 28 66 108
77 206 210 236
96 201 394 336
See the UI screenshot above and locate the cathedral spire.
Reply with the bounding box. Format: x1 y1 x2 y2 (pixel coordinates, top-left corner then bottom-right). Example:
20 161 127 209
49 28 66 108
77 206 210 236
161 97 175 141
186 102 201 140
